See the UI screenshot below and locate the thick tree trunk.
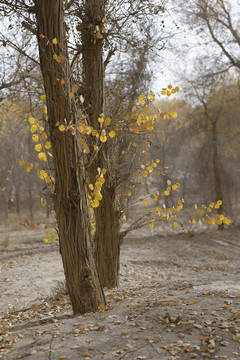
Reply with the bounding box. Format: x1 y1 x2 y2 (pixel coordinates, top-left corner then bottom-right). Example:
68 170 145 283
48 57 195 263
81 0 121 287
94 185 121 288
34 0 105 314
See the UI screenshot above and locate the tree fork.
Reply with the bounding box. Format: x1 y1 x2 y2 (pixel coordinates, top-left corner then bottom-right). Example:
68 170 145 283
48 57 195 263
34 0 105 314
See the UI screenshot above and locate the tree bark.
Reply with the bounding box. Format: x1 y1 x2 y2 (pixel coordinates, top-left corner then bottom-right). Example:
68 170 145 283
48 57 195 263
212 121 224 230
213 147 224 230
34 0 105 314
81 0 121 287
94 183 121 288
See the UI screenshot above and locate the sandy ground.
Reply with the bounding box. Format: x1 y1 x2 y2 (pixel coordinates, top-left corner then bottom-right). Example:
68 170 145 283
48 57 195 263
0 228 240 359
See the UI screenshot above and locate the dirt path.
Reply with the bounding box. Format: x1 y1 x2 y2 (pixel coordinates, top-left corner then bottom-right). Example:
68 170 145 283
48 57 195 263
1 229 240 359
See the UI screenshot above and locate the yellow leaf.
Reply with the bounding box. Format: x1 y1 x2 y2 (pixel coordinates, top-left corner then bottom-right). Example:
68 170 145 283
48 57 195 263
156 206 161 212
83 143 90 154
29 117 35 124
209 218 216 225
98 177 105 184
19 160 23 166
101 168 107 175
80 352 91 357
52 38 57 45
72 84 79 93
61 78 65 85
39 170 48 180
91 129 98 137
171 110 177 118
100 135 107 142
98 117 104 123
192 219 196 224
40 95 46 101
95 181 102 189
98 304 105 311
143 200 149 206
138 94 145 104
156 159 160 163
89 184 94 190
147 124 154 131
38 152 47 162
95 33 103 39
86 126 92 135
69 92 73 99
95 193 102 201
40 34 45 38
92 199 100 208
164 190 170 196
149 92 155 100
104 118 111 126
109 130 116 138
35 144 42 152
30 124 37 133
32 134 39 142
41 132 48 140
45 142 51 149
59 124 65 132
44 237 49 243
25 166 31 172
44 105 47 114
198 209 204 215
149 222 154 229
133 126 140 134
173 222 178 228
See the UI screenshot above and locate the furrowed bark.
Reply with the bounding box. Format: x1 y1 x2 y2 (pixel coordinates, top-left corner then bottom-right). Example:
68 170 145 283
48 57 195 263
34 0 105 314
81 0 121 287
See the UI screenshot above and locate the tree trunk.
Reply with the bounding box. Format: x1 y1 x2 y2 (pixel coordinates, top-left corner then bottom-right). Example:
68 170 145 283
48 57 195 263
81 0 121 287
94 184 121 288
15 183 21 215
34 0 105 314
28 181 33 220
213 147 224 230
